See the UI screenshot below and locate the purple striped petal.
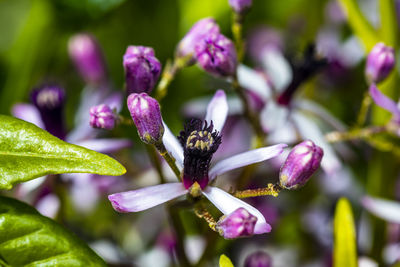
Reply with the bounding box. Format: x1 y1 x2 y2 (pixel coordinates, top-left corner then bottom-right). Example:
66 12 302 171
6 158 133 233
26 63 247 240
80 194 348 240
162 121 184 168
108 183 187 212
74 138 132 153
202 186 271 234
12 104 45 129
205 90 228 132
209 144 287 180
362 196 400 224
369 84 400 118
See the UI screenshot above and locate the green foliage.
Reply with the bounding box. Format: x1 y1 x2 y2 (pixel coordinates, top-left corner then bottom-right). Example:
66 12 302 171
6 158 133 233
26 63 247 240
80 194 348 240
333 198 358 267
0 115 126 190
0 196 106 266
219 254 234 267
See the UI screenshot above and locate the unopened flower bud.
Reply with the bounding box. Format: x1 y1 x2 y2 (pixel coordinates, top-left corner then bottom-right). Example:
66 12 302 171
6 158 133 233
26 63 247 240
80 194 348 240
229 0 252 14
68 34 106 84
279 140 323 190
195 33 237 77
89 104 116 130
176 18 220 62
123 46 161 95
127 93 164 144
31 85 66 140
365 42 395 84
217 207 257 239
244 251 272 267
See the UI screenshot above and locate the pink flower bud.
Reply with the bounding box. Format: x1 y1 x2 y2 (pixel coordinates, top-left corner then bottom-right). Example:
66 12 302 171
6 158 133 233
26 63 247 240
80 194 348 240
217 207 257 239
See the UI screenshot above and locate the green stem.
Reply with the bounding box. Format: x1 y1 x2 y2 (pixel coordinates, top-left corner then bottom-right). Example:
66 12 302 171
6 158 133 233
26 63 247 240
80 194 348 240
233 183 281 198
155 142 181 180
232 13 245 62
355 92 372 127
379 0 397 47
325 126 386 143
337 0 379 51
145 145 166 184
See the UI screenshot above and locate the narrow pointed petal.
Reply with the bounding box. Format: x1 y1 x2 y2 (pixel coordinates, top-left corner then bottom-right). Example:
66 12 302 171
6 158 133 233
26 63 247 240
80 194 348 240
162 121 184 168
205 90 228 132
369 84 400 118
184 95 243 117
202 186 271 234
12 104 45 129
74 138 132 153
292 112 341 174
209 144 287 180
237 64 271 101
260 101 289 132
296 99 347 132
362 196 400 224
108 183 187 213
103 92 123 112
260 49 292 92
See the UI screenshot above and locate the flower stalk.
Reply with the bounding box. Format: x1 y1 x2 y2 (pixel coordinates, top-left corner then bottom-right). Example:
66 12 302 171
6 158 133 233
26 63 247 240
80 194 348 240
233 183 281 198
155 142 182 180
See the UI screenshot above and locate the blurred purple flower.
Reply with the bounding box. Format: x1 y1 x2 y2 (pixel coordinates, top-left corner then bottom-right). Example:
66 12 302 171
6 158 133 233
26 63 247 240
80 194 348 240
89 104 116 130
229 0 252 14
195 32 237 77
123 46 161 94
109 90 287 236
365 43 395 84
68 33 107 85
176 18 220 62
244 251 272 267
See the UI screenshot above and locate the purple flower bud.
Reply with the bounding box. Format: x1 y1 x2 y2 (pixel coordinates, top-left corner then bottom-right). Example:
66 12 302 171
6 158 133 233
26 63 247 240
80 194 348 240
127 93 164 144
229 0 252 14
279 140 323 190
217 207 257 239
176 18 220 61
244 251 272 267
365 42 395 83
123 46 161 95
89 104 116 130
31 85 66 140
68 34 106 85
195 33 237 77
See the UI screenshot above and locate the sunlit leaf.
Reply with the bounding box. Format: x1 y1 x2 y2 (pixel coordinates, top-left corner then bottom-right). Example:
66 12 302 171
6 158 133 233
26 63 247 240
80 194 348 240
333 198 358 267
0 115 126 190
219 254 234 267
0 196 106 266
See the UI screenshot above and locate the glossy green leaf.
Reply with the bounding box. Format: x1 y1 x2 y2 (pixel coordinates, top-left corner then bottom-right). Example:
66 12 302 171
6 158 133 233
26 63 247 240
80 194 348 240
333 198 358 267
0 115 126 190
219 254 234 267
0 196 106 266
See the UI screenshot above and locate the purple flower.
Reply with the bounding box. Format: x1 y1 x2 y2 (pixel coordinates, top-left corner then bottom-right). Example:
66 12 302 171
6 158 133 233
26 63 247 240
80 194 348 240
195 32 237 77
127 93 164 144
89 104 116 130
217 207 257 239
30 85 66 140
109 90 287 236
229 0 252 14
123 46 161 94
176 18 220 61
279 140 323 190
68 33 107 85
244 251 272 267
365 42 395 84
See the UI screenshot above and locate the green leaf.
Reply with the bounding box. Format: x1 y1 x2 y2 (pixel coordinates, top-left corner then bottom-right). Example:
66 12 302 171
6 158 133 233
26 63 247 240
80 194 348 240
0 115 126 190
333 198 358 267
219 254 234 267
337 0 379 51
0 196 106 266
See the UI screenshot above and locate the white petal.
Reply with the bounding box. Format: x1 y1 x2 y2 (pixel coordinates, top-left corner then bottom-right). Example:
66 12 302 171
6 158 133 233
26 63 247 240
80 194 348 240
74 138 132 153
204 90 228 132
260 101 289 133
237 64 271 101
202 186 271 234
295 99 347 132
108 183 187 212
162 121 184 169
17 176 47 197
184 95 242 117
362 196 400 224
12 104 45 129
292 111 341 174
261 48 292 92
36 194 60 219
209 144 287 180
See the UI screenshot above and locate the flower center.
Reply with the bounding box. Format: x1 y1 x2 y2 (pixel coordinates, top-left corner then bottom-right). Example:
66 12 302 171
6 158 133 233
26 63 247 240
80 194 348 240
178 119 222 190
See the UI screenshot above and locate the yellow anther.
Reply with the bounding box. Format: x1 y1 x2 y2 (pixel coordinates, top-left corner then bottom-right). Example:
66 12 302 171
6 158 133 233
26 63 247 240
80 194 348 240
195 140 200 148
199 131 203 137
